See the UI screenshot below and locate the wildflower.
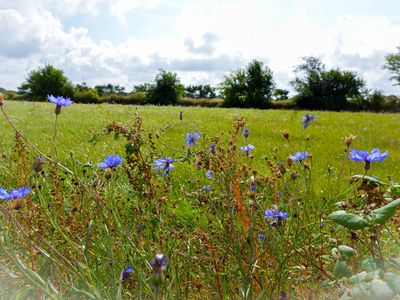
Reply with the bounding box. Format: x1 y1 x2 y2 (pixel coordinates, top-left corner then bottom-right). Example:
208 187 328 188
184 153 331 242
240 144 255 154
205 170 213 179
250 183 256 191
0 186 30 201
179 111 183 121
302 113 314 129
202 185 212 191
265 205 288 226
242 128 250 138
98 154 123 169
258 233 265 242
153 158 175 175
209 143 216 154
185 132 201 147
122 265 133 280
282 129 289 139
48 95 73 115
348 148 388 171
150 253 168 274
0 93 3 106
289 151 308 162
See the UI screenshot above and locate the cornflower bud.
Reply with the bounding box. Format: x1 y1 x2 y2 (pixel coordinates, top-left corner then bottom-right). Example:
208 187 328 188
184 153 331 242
282 129 289 139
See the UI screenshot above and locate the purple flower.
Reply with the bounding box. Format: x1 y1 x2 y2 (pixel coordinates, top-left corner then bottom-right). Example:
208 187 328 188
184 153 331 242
348 148 388 170
240 144 254 154
179 111 183 121
48 95 73 114
149 254 168 274
303 114 314 129
205 170 213 179
242 128 250 138
185 132 201 147
265 205 288 225
98 154 123 169
250 184 256 191
202 185 212 191
289 151 308 162
209 144 216 155
122 265 133 280
153 158 175 175
258 233 265 242
0 186 30 201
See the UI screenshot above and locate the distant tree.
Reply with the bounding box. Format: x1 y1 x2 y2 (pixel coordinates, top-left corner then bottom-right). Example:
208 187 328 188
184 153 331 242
273 88 289 100
133 83 152 93
184 84 217 98
18 64 74 100
75 82 90 92
384 46 400 86
146 70 184 105
95 84 126 96
220 60 275 108
291 57 365 110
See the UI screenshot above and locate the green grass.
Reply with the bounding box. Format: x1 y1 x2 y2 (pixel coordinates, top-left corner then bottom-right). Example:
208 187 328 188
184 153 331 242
2 101 400 180
1 100 400 299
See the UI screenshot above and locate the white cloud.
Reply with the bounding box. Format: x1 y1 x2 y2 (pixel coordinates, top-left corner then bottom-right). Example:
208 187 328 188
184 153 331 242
0 1 399 95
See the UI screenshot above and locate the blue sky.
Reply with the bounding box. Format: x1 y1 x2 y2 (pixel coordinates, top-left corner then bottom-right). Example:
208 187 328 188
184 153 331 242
0 0 399 94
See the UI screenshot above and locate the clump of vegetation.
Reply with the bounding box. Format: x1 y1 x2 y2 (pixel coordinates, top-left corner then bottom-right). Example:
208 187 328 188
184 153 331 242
0 98 399 299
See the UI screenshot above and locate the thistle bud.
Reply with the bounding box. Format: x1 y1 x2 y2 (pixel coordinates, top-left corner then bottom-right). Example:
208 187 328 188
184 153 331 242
345 134 356 147
287 157 293 167
282 129 289 139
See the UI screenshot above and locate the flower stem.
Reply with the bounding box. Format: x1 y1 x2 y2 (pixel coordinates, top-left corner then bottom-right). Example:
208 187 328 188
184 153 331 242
52 114 59 161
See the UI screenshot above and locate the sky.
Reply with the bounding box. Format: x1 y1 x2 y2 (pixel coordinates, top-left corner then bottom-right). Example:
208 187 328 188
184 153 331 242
0 0 399 94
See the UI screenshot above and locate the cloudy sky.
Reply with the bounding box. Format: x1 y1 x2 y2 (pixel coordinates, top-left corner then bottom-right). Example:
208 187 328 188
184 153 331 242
0 0 399 94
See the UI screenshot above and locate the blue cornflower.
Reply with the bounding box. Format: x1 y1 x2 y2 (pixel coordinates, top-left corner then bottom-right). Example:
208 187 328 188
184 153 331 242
98 154 123 169
289 151 308 162
303 113 314 129
153 158 175 175
209 143 216 154
242 128 250 138
265 205 288 226
122 265 133 280
348 148 388 170
48 95 73 114
240 144 254 154
149 254 168 274
258 233 265 242
202 185 212 191
250 184 256 191
0 186 30 201
185 132 201 147
205 170 213 179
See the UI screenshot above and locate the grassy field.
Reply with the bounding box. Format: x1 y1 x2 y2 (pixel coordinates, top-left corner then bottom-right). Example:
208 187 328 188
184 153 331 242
1 100 400 299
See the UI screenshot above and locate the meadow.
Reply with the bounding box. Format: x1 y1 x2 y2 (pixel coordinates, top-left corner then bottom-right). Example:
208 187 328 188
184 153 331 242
1 100 400 299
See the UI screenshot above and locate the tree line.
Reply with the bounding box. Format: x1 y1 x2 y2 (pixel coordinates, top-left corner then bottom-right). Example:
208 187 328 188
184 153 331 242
9 46 400 111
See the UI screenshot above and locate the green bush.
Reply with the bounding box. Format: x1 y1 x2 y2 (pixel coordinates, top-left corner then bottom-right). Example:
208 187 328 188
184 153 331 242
73 89 102 104
146 70 184 105
178 97 223 107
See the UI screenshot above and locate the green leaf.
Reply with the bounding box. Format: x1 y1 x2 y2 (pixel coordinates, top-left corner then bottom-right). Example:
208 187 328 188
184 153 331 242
125 143 139 156
384 272 400 294
349 271 368 284
334 260 352 279
338 245 357 260
370 279 395 300
361 258 381 272
371 198 400 225
321 279 334 287
329 210 370 230
351 174 388 185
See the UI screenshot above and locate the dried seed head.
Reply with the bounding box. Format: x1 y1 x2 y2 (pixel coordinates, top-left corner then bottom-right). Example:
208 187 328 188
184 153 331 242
345 134 356 147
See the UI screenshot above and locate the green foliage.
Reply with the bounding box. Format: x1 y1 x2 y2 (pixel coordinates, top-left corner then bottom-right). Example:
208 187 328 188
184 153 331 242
95 84 126 96
273 88 289 100
292 57 365 110
184 84 217 98
73 88 101 104
220 59 275 108
146 70 184 105
329 210 369 230
18 64 74 101
371 198 400 225
384 46 400 86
